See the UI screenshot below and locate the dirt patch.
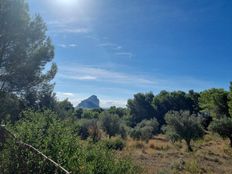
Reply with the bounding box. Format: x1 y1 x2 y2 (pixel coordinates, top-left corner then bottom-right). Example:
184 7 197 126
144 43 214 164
120 134 232 174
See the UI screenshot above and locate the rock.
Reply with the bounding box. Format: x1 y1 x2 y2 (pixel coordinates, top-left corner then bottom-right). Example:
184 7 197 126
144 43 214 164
77 95 100 109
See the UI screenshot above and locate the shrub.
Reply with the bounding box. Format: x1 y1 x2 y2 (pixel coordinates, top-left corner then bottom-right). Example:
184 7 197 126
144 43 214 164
0 110 138 174
76 119 101 142
104 138 125 151
209 117 232 147
87 120 101 142
130 119 159 142
76 119 92 140
100 112 120 138
136 119 159 134
119 124 128 139
82 110 100 119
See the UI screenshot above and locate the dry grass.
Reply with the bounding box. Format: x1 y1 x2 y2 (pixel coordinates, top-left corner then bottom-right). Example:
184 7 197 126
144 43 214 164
119 134 232 174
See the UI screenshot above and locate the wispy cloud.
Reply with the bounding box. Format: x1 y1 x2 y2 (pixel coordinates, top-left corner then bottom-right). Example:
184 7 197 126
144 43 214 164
57 43 78 48
74 75 97 80
97 41 136 59
115 52 134 58
59 28 89 34
57 65 155 86
97 42 123 51
57 63 216 93
47 20 90 34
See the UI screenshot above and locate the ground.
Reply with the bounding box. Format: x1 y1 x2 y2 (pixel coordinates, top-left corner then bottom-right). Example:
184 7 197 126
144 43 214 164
119 134 232 174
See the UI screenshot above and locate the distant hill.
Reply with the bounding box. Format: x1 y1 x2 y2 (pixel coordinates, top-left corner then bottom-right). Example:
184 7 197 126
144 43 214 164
77 95 100 109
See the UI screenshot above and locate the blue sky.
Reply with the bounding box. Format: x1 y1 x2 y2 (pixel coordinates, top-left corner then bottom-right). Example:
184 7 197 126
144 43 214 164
28 0 232 107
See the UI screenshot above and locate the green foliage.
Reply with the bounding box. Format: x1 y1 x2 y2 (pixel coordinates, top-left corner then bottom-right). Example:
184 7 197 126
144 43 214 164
87 120 102 143
199 88 229 119
164 111 204 151
127 92 155 126
152 90 200 126
209 117 232 147
108 106 128 118
100 112 120 138
130 127 152 142
130 119 159 142
76 119 101 142
76 119 94 140
74 108 83 118
0 0 56 94
55 99 74 118
137 119 159 135
0 92 22 122
197 112 212 130
0 110 139 174
0 0 57 116
103 138 125 151
82 109 100 119
119 124 128 139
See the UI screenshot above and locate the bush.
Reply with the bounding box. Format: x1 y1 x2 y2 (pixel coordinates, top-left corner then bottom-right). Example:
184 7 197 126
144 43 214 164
130 126 153 142
130 119 159 142
119 125 128 139
76 119 92 140
0 110 138 174
130 128 142 140
76 119 101 142
209 116 232 147
100 112 120 138
104 138 125 151
137 119 159 135
82 110 100 119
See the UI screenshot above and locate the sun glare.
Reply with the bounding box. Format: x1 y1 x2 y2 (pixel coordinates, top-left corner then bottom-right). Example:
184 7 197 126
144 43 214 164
56 0 78 7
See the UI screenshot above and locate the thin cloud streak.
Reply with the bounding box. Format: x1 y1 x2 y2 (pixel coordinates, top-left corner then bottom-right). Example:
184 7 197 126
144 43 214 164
57 64 215 93
57 65 155 86
57 44 78 48
115 52 134 58
47 20 90 34
97 42 123 51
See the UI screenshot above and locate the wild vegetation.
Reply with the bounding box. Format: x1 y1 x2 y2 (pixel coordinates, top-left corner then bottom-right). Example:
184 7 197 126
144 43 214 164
1 0 232 173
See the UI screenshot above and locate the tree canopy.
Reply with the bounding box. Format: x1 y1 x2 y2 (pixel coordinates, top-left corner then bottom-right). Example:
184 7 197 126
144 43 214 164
164 111 204 151
127 92 155 126
0 0 57 108
199 88 229 119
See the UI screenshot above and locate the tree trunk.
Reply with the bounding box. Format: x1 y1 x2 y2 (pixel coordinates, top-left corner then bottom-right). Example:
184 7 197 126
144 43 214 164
185 139 193 152
229 137 232 147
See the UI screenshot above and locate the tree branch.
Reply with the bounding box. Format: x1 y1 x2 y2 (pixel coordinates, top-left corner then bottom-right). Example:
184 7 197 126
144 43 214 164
0 125 71 174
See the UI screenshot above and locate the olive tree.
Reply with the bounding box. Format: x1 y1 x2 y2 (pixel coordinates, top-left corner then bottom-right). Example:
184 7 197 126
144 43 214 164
164 111 204 151
209 117 232 147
